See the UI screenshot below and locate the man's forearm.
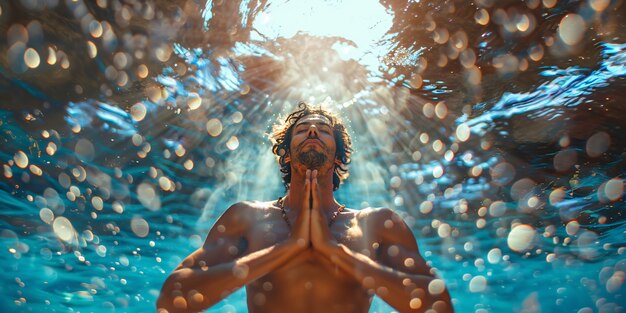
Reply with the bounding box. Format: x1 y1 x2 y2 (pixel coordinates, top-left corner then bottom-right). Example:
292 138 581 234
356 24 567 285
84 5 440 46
324 244 454 313
157 240 302 313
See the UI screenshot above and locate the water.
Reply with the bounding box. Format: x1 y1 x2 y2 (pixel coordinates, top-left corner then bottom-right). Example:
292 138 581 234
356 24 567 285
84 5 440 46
1 0 625 312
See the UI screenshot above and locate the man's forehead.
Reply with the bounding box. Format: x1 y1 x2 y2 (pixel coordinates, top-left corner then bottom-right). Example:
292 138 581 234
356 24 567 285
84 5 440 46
296 114 332 126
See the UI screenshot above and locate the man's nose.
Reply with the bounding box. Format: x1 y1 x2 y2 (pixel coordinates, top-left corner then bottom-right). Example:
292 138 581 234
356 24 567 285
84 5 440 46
307 125 319 138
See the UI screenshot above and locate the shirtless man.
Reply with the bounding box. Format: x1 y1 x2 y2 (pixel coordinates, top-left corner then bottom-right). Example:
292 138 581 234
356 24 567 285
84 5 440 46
157 103 453 313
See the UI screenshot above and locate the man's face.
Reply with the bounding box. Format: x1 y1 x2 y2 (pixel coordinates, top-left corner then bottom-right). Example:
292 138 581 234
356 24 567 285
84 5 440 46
289 114 337 169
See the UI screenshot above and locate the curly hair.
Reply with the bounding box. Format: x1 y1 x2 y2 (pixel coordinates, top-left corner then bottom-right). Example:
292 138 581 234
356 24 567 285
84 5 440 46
271 102 352 191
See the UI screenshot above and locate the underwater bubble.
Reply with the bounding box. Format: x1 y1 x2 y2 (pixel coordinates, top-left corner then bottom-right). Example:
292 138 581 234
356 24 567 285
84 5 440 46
549 188 566 205
528 44 544 62
433 27 449 44
420 133 429 144
409 298 422 309
159 177 173 191
24 48 40 68
420 201 433 214
488 201 506 217
226 136 240 150
558 14 585 46
510 178 536 201
184 159 194 170
516 14 531 32
487 248 502 264
469 276 487 292
604 178 623 201
606 272 624 293
47 46 56 64
232 111 243 123
585 131 610 157
137 183 160 211
53 216 76 242
155 44 172 62
408 74 422 89
8 23 28 45
206 118 223 137
490 162 515 186
422 103 435 118
39 208 54 224
113 52 128 69
111 201 123 214
131 217 149 238
91 196 103 210
470 166 483 177
75 139 95 162
566 220 580 236
507 224 535 252
428 279 446 295
432 140 443 153
554 149 577 172
590 0 611 11
14 150 29 168
89 20 102 38
435 102 448 119
137 64 148 79
437 223 451 238
86 41 97 58
29 164 42 176
456 123 470 141
130 103 147 122
187 93 202 110
542 0 557 8
474 9 490 25
432 165 443 178
46 142 57 155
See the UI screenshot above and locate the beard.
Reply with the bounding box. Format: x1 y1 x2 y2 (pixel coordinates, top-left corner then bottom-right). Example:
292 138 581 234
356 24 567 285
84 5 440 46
295 147 329 169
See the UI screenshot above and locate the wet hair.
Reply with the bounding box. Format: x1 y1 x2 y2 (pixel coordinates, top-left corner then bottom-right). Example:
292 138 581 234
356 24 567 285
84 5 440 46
271 102 352 191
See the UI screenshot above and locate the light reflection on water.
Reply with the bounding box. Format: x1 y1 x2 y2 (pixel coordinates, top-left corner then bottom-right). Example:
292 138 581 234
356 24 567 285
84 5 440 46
1 0 625 312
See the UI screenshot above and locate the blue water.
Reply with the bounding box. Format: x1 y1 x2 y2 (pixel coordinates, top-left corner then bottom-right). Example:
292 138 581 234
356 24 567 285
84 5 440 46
1 1 625 312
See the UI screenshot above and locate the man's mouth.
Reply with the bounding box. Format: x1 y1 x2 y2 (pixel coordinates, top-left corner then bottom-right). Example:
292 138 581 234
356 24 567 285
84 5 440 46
303 140 323 147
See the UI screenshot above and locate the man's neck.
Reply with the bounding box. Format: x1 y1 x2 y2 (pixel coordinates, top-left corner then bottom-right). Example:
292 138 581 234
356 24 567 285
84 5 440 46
283 166 339 213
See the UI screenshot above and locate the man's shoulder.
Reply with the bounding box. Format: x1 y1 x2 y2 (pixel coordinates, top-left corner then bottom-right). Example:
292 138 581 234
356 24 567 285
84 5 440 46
222 200 276 219
355 206 397 221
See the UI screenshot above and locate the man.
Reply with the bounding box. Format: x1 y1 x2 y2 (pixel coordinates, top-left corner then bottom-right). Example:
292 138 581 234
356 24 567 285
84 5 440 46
157 102 454 313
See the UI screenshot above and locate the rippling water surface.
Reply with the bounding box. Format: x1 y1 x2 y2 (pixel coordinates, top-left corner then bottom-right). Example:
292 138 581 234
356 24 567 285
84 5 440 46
1 0 625 312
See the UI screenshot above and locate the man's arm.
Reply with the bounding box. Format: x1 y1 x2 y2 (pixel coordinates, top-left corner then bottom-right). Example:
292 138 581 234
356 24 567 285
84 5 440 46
156 202 305 313
321 208 454 313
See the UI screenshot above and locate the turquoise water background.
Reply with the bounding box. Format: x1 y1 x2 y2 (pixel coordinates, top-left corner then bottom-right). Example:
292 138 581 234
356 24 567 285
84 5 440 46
1 0 625 312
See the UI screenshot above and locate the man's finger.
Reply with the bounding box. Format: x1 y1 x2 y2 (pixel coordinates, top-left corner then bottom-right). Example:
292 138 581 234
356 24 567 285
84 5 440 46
304 169 311 209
